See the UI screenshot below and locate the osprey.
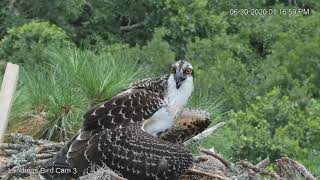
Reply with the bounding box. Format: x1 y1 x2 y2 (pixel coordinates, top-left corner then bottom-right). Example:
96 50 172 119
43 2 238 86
42 60 211 180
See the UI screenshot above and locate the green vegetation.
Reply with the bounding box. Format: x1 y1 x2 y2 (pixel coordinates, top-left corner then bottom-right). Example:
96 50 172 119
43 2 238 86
0 0 319 176
228 88 320 173
0 21 71 65
8 46 144 141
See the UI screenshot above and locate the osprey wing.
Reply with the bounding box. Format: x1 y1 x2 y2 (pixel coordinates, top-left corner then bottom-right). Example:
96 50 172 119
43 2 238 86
67 123 193 179
130 75 169 91
82 88 166 132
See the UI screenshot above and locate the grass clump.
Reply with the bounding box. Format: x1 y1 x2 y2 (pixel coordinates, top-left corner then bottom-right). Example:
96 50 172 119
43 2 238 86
8 46 144 142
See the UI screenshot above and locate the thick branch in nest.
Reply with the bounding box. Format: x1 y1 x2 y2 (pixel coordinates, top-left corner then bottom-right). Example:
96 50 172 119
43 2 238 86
256 157 270 169
198 148 230 168
183 122 225 146
193 156 209 163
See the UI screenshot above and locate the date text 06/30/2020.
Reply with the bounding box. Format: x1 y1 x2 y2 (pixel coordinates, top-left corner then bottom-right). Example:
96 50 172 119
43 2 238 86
229 8 311 16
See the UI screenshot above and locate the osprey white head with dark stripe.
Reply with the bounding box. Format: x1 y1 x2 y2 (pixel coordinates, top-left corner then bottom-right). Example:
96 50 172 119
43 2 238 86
142 60 194 136
42 60 211 180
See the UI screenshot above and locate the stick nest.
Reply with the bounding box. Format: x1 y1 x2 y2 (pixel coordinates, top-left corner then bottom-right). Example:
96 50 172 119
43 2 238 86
0 133 316 180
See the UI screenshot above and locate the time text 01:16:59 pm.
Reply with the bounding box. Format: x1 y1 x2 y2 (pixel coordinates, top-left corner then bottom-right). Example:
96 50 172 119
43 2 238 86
229 8 311 16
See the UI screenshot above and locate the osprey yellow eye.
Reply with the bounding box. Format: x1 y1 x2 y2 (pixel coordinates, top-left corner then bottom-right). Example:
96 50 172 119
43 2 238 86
185 68 192 75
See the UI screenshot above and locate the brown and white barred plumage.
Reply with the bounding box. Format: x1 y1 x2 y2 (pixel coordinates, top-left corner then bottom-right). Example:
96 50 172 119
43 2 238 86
68 122 193 180
42 61 211 180
158 108 211 143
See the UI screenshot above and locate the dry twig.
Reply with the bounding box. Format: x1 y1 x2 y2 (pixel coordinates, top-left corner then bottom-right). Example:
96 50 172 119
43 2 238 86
183 122 225 146
199 148 230 168
256 157 270 169
0 143 29 150
188 168 229 180
241 160 283 179
193 155 209 163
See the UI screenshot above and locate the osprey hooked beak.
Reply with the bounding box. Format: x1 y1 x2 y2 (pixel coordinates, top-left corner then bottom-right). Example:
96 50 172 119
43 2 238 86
174 72 186 89
170 60 194 89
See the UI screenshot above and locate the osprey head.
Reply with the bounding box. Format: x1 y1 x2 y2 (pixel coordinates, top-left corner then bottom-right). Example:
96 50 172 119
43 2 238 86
170 60 194 89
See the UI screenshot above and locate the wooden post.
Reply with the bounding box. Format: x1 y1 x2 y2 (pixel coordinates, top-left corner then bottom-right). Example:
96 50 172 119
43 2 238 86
0 62 19 142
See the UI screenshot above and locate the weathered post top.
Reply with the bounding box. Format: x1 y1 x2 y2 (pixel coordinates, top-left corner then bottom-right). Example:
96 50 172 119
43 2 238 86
0 62 19 142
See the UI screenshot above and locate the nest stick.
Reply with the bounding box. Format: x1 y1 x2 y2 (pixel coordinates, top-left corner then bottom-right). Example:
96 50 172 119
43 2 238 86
256 157 270 169
0 143 29 150
183 122 225 146
193 155 209 163
188 168 229 180
241 161 283 179
199 148 230 168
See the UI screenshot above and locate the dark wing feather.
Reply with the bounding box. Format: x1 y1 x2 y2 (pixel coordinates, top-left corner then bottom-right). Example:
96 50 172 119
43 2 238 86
130 75 169 91
67 75 181 178
67 123 193 179
82 88 165 132
158 108 211 143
